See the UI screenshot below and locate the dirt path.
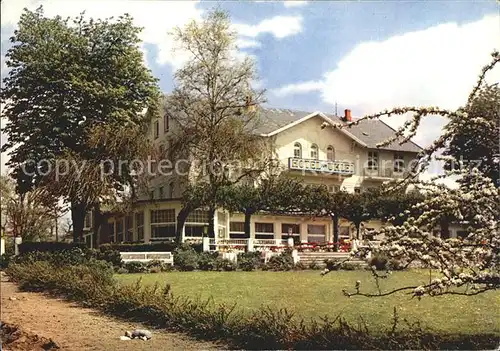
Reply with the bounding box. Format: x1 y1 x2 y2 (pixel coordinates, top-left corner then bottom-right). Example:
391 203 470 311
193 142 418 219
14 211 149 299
1 277 224 350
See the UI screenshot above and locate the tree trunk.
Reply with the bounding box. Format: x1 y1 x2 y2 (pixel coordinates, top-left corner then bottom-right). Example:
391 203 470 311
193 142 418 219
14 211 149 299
244 211 252 238
208 207 216 238
356 222 361 240
440 217 450 239
176 205 190 243
71 202 86 243
92 203 104 249
332 214 339 251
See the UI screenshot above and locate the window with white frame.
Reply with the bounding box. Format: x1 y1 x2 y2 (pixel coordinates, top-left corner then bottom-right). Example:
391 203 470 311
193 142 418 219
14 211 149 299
255 222 274 240
151 209 176 239
394 152 405 173
135 212 144 242
327 146 335 161
281 223 300 240
368 151 379 170
185 210 210 237
310 144 319 160
229 221 248 239
307 224 326 243
293 142 302 158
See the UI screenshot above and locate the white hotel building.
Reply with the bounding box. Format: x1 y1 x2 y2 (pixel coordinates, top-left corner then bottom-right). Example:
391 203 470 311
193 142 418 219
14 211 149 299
87 106 425 248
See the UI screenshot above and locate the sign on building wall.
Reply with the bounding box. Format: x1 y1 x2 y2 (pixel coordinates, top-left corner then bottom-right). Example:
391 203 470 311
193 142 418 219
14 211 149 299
288 158 354 175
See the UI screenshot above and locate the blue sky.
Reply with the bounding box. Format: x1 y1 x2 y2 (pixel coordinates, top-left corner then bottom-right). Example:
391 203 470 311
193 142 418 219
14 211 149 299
1 0 499 174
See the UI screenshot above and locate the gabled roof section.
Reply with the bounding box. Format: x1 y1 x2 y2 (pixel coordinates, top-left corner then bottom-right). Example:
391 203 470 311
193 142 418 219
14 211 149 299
256 107 422 153
341 118 423 153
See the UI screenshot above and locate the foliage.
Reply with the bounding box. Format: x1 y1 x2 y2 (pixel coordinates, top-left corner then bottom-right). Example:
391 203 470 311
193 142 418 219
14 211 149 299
308 260 322 270
1 7 160 242
18 242 87 254
174 244 199 271
116 267 129 274
336 51 500 299
0 175 59 242
198 251 220 271
219 176 306 237
324 259 342 271
443 83 500 187
167 9 267 238
237 251 261 271
369 253 389 271
266 251 295 271
0 253 14 270
215 258 238 271
7 262 498 350
123 261 148 274
340 262 363 271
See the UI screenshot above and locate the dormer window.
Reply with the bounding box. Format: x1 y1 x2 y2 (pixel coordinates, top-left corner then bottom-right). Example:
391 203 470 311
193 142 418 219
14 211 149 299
293 142 302 158
310 144 318 160
327 146 335 161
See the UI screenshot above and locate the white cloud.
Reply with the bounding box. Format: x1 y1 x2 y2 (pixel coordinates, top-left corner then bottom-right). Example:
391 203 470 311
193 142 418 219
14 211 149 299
273 80 324 96
236 38 261 49
271 14 500 148
234 15 303 39
284 1 308 8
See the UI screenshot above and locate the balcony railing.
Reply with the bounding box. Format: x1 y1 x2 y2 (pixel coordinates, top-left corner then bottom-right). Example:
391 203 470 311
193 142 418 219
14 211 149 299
288 158 354 175
363 167 408 179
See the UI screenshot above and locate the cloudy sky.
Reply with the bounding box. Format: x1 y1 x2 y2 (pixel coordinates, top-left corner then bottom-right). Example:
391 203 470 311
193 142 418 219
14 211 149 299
1 0 499 176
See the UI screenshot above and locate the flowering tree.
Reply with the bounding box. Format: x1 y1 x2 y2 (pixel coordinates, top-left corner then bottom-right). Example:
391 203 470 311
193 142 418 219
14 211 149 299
324 51 499 298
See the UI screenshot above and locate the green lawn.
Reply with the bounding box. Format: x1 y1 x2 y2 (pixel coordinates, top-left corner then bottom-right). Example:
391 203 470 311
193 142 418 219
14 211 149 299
116 270 499 335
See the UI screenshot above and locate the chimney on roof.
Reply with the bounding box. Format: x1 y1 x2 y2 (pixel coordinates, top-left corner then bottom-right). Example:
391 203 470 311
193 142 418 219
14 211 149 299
344 109 352 122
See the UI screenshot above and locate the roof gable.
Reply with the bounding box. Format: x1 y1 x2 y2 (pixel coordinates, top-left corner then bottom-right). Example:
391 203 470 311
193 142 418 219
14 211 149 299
257 107 422 153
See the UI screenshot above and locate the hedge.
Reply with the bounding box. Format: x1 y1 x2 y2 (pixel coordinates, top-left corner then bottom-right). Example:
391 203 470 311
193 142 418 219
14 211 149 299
99 242 203 253
18 242 87 254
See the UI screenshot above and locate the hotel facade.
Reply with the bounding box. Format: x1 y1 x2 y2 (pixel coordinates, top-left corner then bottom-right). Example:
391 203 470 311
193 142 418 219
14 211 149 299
84 105 429 248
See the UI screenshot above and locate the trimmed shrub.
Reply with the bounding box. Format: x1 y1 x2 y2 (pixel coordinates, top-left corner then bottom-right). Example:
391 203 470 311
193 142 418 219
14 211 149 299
18 242 87 255
388 258 405 271
174 244 199 271
99 242 203 254
369 253 389 271
237 252 260 271
94 249 123 267
0 253 13 270
124 261 147 273
198 252 219 271
266 251 294 271
308 260 322 270
324 259 341 271
215 258 237 271
293 261 307 270
116 267 129 274
341 262 363 270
